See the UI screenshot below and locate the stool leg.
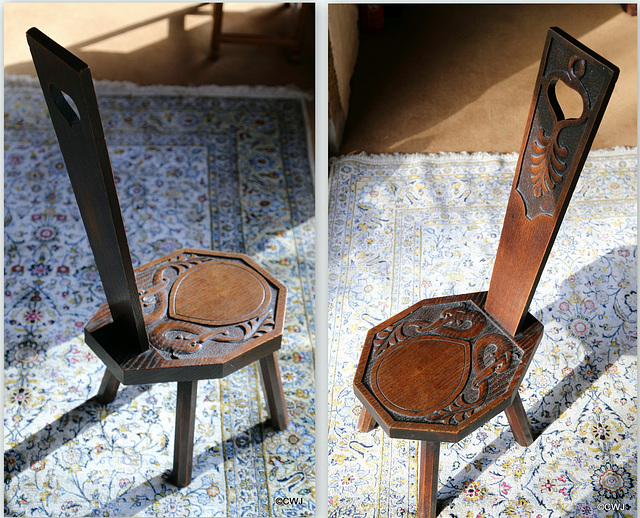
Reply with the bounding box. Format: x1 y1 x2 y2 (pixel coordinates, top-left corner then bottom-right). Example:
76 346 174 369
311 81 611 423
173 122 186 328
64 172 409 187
259 352 289 430
94 368 120 404
170 380 198 487
418 441 440 518
505 393 534 447
357 406 378 432
209 3 223 60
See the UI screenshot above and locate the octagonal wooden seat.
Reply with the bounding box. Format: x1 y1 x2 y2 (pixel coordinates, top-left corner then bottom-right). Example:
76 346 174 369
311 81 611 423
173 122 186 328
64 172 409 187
355 292 543 443
27 27 288 489
354 27 618 518
86 249 286 385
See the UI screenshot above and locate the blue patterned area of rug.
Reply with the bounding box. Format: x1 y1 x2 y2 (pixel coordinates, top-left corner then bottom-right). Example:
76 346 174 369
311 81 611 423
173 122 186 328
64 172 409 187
328 149 637 517
4 76 315 517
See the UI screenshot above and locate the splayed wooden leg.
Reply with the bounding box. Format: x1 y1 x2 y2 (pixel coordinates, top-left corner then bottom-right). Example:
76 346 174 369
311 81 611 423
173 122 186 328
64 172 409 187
259 352 289 430
505 392 534 447
94 368 120 404
418 440 440 518
358 406 378 432
170 380 198 487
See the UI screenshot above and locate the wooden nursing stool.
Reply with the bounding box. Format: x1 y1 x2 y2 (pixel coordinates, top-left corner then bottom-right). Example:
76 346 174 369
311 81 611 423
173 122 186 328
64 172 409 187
353 27 618 517
27 27 289 488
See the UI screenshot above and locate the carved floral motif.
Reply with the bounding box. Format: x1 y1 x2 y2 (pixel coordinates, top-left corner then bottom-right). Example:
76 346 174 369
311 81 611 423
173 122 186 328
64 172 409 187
530 127 569 196
528 56 587 199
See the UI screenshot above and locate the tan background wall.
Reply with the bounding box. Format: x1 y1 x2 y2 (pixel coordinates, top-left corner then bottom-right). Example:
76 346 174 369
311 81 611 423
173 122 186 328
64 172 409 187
335 4 636 155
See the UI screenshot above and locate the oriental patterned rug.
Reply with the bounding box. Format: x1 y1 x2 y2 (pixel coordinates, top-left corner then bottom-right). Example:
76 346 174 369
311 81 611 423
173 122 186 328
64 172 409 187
328 149 636 517
4 76 315 517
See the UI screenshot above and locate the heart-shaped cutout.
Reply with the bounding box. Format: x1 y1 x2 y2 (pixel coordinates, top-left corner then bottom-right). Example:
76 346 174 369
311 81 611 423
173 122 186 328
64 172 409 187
549 79 584 121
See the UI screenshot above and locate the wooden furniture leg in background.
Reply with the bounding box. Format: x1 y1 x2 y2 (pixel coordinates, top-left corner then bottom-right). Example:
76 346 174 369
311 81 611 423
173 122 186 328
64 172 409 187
259 352 289 430
288 3 310 63
209 3 311 62
210 3 224 60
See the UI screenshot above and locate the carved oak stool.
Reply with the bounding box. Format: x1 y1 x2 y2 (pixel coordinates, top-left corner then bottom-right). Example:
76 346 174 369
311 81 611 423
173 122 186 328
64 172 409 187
27 28 288 488
353 27 618 517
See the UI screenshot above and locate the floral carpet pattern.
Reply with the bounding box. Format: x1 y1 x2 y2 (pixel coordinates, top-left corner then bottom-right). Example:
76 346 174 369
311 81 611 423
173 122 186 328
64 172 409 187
328 150 637 517
4 77 315 517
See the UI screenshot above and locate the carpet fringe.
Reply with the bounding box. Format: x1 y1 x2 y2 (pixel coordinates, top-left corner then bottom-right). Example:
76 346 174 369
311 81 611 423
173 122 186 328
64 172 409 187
330 146 637 166
5 73 314 100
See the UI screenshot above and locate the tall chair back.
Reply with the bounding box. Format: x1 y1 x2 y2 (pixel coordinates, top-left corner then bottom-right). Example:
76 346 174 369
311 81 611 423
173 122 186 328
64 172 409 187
485 27 619 335
27 27 149 353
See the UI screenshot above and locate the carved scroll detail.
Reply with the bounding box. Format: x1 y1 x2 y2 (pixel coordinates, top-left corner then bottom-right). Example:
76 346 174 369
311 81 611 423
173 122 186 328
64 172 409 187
148 311 275 359
371 304 486 358
367 301 523 426
138 253 274 359
424 333 515 424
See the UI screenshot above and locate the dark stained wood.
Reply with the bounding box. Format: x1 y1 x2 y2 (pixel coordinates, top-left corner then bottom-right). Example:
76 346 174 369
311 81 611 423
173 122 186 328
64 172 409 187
418 441 439 518
259 352 289 430
209 3 312 62
94 368 120 404
210 3 224 60
171 380 198 488
84 249 287 385
26 27 149 354
357 406 378 433
505 393 534 447
353 27 618 516
27 29 289 489
485 27 619 336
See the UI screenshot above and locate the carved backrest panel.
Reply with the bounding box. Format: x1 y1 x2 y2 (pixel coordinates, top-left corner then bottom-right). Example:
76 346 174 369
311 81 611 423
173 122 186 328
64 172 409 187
27 28 149 353
485 27 618 335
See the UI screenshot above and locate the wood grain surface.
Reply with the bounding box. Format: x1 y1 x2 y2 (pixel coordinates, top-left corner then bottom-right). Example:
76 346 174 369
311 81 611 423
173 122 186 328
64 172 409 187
485 27 619 335
354 291 544 442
